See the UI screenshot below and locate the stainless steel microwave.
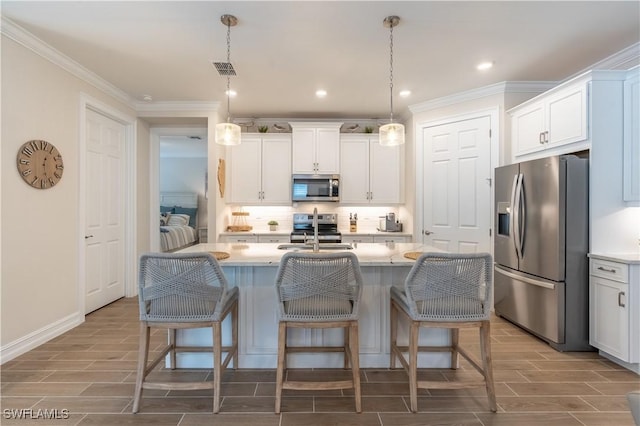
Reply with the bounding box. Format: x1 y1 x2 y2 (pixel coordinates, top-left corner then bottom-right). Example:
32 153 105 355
291 174 340 202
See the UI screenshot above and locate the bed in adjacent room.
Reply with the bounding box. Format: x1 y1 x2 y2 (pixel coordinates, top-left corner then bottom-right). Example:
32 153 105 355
159 192 199 252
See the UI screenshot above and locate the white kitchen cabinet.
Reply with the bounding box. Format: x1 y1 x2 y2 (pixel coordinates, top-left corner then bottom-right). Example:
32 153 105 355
219 235 258 243
588 70 638 254
228 134 291 205
623 69 640 202
373 235 411 244
340 135 402 204
342 235 374 244
589 256 640 368
510 74 589 159
257 235 290 244
290 122 342 174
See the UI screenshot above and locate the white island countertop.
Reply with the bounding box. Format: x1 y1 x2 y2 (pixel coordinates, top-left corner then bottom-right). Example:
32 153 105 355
178 242 437 267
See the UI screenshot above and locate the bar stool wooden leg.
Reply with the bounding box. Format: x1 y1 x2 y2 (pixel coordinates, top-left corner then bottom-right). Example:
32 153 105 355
349 321 362 413
450 328 460 369
408 320 419 413
275 322 287 414
213 322 222 413
231 301 239 369
480 321 497 412
343 326 350 369
169 329 177 369
133 322 150 414
390 299 398 369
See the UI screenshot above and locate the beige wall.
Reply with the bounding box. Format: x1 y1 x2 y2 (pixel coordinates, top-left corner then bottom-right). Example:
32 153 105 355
1 36 141 353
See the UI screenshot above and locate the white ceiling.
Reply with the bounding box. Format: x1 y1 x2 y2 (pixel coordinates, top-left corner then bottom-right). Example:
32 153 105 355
2 1 639 121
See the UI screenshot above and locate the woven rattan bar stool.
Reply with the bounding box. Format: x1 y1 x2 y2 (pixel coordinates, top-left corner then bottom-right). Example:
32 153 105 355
274 251 363 414
390 252 496 413
133 252 239 414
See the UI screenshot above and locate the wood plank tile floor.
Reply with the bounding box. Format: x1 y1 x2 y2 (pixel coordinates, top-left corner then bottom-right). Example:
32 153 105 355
1 297 638 425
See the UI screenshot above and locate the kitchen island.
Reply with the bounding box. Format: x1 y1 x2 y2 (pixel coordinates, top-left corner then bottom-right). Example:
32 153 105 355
174 242 451 369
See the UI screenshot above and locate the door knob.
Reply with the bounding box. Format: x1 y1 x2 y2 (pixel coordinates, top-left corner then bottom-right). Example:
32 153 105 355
84 235 94 239
423 230 433 235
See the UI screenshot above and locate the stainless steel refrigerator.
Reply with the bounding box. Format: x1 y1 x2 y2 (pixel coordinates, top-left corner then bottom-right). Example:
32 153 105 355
494 155 592 351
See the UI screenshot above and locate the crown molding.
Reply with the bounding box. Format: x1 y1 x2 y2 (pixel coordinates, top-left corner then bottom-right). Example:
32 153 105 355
1 16 136 108
584 42 640 72
408 81 558 114
408 42 640 115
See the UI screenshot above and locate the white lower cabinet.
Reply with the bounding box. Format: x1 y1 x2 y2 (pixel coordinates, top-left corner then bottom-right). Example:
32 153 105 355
589 256 639 366
257 235 289 244
342 235 411 244
220 235 258 243
342 235 374 244
373 235 410 243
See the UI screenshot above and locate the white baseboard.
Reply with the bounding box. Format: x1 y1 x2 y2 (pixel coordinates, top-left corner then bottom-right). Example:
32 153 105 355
0 312 84 364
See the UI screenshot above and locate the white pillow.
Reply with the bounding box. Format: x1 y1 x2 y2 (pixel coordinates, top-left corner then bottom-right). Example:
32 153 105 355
167 213 189 226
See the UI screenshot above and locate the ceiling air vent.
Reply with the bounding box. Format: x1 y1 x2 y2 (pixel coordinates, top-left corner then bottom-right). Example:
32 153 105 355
212 61 236 76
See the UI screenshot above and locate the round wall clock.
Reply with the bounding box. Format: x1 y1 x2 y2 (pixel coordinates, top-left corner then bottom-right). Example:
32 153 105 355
16 140 64 189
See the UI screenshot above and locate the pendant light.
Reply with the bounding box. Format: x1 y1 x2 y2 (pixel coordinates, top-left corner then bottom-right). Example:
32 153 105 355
379 15 405 146
215 14 241 146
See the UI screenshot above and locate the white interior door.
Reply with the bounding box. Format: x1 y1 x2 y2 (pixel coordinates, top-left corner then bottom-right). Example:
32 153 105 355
422 116 491 253
84 108 126 313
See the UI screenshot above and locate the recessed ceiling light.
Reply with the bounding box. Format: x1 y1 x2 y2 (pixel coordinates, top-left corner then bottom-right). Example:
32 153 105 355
476 61 494 71
399 90 411 97
225 89 237 97
316 89 327 98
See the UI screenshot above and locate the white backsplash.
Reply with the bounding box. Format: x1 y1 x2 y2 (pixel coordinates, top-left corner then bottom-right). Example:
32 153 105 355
223 205 405 233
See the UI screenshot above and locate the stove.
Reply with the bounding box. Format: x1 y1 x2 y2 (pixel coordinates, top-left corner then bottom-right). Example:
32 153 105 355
290 213 342 243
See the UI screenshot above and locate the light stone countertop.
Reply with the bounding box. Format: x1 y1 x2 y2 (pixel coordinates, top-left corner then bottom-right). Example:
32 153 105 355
178 242 438 267
588 253 640 264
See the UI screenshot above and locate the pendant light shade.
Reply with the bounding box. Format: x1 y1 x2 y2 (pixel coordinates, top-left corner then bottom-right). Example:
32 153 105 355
379 122 405 147
215 14 241 146
215 122 241 146
379 15 405 146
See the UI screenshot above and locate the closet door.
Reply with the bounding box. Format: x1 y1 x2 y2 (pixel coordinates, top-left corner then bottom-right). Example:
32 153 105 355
84 108 126 313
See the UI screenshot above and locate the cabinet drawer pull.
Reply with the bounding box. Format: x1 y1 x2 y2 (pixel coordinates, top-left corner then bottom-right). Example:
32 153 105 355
597 266 616 273
618 291 626 307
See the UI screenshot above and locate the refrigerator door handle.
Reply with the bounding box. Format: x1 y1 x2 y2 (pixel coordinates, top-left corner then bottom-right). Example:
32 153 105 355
509 174 519 258
495 265 556 290
513 173 524 259
517 173 526 257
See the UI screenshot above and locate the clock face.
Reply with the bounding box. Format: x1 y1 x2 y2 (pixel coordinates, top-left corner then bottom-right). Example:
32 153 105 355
16 140 64 189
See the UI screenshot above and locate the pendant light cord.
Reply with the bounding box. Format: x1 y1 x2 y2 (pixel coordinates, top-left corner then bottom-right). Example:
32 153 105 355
388 21 394 124
225 20 232 123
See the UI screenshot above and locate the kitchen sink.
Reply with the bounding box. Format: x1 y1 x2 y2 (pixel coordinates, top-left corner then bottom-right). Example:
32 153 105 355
277 243 353 251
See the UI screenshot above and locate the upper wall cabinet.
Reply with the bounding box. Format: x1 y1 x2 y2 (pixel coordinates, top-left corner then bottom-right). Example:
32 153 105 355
340 135 402 204
290 122 342 174
510 75 589 160
623 69 640 202
227 134 291 205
